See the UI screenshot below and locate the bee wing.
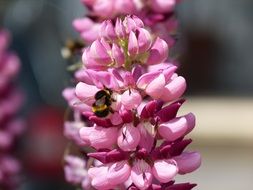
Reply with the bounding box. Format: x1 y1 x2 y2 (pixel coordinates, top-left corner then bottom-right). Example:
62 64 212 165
73 96 94 106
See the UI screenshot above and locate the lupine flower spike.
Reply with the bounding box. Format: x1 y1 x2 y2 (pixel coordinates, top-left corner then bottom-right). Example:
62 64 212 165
63 14 201 190
0 29 25 190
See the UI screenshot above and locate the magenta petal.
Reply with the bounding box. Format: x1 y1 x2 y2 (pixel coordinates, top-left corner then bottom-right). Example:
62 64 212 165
88 151 108 164
152 159 178 183
174 152 201 174
167 183 197 190
155 99 185 122
107 161 131 186
131 159 153 190
132 65 143 82
120 109 133 123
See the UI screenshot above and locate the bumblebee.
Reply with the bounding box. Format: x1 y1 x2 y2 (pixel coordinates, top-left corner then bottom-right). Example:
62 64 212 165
61 39 84 59
92 89 114 118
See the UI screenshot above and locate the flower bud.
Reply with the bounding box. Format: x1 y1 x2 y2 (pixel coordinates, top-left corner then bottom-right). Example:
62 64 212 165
147 37 168 65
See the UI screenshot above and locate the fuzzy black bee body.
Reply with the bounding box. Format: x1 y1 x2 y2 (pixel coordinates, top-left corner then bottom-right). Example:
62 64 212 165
92 89 114 118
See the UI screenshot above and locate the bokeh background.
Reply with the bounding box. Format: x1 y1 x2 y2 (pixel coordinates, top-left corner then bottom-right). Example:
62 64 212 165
0 0 253 189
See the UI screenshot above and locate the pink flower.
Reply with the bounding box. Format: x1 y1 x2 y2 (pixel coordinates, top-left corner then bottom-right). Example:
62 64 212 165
72 17 100 44
63 14 201 190
88 160 131 189
79 125 118 149
77 0 181 45
84 16 167 70
64 112 88 146
121 89 142 110
137 65 186 101
174 152 201 175
64 155 89 186
158 113 195 141
117 123 140 151
152 159 178 183
131 159 153 190
150 0 176 13
0 29 24 189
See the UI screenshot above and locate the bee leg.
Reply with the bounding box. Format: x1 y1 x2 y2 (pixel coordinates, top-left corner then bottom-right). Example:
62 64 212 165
109 108 114 114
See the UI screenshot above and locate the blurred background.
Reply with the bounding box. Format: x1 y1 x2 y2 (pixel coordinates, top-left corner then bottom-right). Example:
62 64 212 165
0 0 253 189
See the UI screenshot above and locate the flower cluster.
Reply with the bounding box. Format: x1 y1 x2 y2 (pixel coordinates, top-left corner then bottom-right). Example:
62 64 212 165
63 15 200 190
74 0 181 47
0 29 25 189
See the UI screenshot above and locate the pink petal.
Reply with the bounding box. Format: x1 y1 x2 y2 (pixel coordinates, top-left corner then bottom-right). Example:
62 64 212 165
137 28 152 53
112 43 125 67
117 123 140 151
89 39 112 64
137 123 155 153
115 18 126 38
150 0 175 13
107 161 131 186
110 112 123 125
145 74 166 99
100 20 116 40
137 71 161 90
160 76 186 102
75 82 98 101
131 159 153 190
158 115 189 141
93 0 114 18
152 159 178 183
174 152 201 174
121 89 142 110
88 165 115 190
72 17 94 32
79 125 118 149
128 31 139 56
147 37 168 65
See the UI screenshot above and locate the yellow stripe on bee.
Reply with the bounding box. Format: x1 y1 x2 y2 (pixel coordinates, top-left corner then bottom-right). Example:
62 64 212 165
92 104 108 112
